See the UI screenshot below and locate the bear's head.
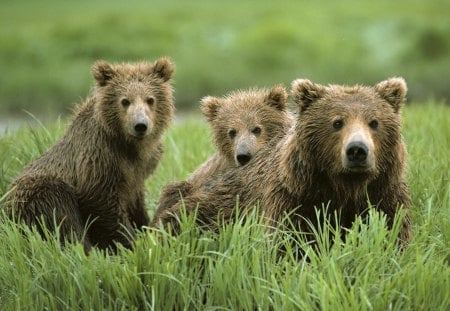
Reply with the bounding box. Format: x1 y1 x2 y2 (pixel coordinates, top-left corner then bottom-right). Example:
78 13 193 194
91 57 174 142
201 86 289 166
290 77 407 183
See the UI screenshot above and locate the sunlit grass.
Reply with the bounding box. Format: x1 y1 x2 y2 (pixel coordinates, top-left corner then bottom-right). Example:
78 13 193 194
0 102 449 310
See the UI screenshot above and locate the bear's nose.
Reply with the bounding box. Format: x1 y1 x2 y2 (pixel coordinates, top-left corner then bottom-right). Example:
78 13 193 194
134 123 148 134
236 153 252 165
346 141 368 163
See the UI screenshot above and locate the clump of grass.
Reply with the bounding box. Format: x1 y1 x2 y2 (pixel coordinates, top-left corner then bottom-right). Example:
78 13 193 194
1 205 448 310
0 115 64 195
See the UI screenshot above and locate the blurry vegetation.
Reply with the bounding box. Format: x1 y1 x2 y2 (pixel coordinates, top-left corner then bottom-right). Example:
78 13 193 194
0 0 449 118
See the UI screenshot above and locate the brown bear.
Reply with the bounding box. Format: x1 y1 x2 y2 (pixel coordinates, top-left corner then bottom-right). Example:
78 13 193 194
153 78 412 244
151 86 292 226
3 57 175 251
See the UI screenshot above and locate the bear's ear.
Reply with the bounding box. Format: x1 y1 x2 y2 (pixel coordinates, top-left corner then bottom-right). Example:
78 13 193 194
291 79 326 112
200 96 223 123
151 57 174 82
374 77 407 113
92 60 115 87
266 85 288 111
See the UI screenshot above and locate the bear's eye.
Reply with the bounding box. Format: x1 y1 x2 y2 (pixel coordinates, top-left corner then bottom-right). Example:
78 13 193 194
146 97 155 106
369 119 379 130
228 129 237 139
333 120 344 130
121 99 131 107
252 126 262 135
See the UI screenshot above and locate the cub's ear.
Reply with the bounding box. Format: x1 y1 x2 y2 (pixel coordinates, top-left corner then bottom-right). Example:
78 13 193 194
266 85 288 111
374 77 407 113
152 57 174 82
200 96 223 123
92 60 115 87
291 79 326 112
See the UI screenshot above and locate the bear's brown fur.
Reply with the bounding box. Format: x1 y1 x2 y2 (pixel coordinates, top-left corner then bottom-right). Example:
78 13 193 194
153 78 412 244
151 86 292 225
4 57 175 251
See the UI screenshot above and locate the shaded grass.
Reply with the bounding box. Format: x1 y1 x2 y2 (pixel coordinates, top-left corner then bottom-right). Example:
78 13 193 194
0 102 449 310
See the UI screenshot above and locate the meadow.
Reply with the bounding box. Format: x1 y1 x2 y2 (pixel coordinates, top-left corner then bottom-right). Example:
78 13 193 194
0 102 449 310
1 0 449 118
0 0 449 309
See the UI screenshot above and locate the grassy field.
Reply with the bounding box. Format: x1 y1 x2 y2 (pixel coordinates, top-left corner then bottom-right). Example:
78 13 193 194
1 0 449 117
0 102 449 310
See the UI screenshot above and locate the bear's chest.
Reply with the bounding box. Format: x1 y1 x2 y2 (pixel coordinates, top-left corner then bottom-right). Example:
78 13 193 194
119 157 146 189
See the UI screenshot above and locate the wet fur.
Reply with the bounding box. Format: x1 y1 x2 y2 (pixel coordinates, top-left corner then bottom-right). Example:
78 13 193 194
4 57 175 251
153 78 412 244
152 86 293 228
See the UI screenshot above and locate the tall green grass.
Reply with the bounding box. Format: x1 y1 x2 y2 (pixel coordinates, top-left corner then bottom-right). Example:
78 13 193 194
0 102 449 310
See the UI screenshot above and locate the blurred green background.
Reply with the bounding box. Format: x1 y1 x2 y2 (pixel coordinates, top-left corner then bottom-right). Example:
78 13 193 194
0 0 449 119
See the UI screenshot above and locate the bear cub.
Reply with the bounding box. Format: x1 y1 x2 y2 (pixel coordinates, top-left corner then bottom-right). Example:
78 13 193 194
151 86 293 230
4 57 175 251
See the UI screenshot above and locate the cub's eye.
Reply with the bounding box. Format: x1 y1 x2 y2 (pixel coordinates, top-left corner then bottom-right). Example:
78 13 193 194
252 126 261 135
146 97 155 106
369 119 379 130
121 99 131 107
228 129 237 139
333 120 344 130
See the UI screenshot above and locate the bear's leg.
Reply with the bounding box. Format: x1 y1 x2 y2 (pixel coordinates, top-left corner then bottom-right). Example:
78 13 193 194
150 192 235 234
129 191 150 229
379 183 412 246
399 211 412 244
150 192 203 234
151 180 193 225
5 175 91 252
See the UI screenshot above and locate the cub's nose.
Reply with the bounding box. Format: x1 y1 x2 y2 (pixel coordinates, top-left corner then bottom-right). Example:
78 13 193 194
236 153 252 166
346 141 368 163
134 123 148 134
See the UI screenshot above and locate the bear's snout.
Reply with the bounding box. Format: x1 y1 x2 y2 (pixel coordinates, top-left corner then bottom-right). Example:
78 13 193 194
236 143 252 166
236 143 252 165
128 102 151 138
235 135 256 166
134 122 148 134
236 152 252 166
346 141 368 163
341 126 375 172
131 117 150 137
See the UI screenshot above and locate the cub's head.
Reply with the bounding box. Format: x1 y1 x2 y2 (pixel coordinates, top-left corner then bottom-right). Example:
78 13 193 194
291 77 407 181
201 86 290 166
92 57 174 142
